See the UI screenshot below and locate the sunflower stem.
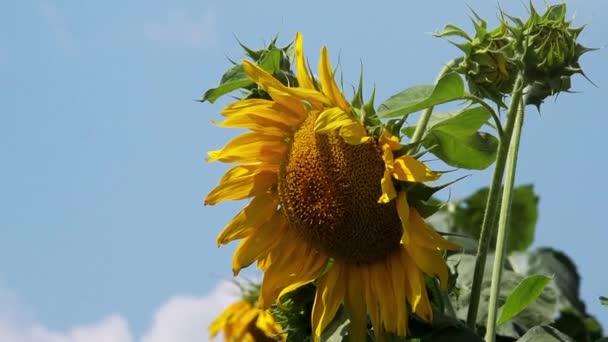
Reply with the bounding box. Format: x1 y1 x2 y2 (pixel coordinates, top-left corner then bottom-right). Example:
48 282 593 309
484 90 526 342
407 57 462 154
465 74 524 330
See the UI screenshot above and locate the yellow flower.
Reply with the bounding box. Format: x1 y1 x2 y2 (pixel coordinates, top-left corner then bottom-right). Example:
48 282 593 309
206 32 460 342
209 299 284 342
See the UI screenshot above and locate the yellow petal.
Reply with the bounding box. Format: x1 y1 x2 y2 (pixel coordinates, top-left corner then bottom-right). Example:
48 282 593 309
400 251 423 313
396 192 410 245
339 122 371 145
314 107 353 134
388 249 409 336
216 192 279 245
221 99 304 127
242 60 330 110
406 242 449 289
207 131 287 164
344 265 367 342
378 129 401 151
409 208 461 251
232 309 259 339
232 212 287 275
392 155 441 182
295 32 315 90
259 229 328 308
387 252 408 335
362 266 382 340
312 263 345 340
205 165 277 205
378 169 396 204
318 47 349 112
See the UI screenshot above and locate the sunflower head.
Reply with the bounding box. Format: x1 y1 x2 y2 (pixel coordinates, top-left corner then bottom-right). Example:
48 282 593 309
209 283 285 342
437 13 518 106
204 32 459 341
517 3 593 106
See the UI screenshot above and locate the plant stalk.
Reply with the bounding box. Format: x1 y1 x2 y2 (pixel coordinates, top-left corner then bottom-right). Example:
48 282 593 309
484 97 525 342
407 57 463 154
466 74 525 330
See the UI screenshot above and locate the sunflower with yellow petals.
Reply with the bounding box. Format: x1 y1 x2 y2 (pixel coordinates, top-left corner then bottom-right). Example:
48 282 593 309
209 297 285 342
205 32 460 341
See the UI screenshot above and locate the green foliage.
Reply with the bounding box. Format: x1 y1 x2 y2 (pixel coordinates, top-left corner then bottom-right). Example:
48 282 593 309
600 296 608 307
448 184 538 253
448 254 557 339
497 275 552 326
552 311 604 342
510 248 585 313
377 72 465 118
200 39 292 103
404 106 498 169
516 325 576 342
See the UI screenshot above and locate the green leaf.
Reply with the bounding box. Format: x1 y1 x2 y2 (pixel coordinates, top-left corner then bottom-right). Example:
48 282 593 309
509 248 585 314
498 274 552 326
403 106 499 169
600 296 608 307
200 48 284 103
449 184 539 253
516 325 576 342
200 64 252 103
377 72 465 118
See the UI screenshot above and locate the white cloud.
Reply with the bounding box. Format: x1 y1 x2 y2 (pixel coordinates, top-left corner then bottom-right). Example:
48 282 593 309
142 10 219 49
141 281 239 342
0 281 239 342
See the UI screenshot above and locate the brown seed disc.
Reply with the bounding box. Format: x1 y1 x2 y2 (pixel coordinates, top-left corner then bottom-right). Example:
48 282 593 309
278 113 402 264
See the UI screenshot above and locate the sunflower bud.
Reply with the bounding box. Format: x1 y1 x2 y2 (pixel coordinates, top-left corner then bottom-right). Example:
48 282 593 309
436 14 518 106
517 3 593 106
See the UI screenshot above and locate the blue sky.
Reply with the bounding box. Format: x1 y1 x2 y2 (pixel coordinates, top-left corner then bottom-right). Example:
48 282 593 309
1 1 606 341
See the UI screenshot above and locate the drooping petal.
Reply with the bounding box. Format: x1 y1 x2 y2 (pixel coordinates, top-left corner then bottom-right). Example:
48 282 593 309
216 192 279 245
344 265 367 342
232 212 287 275
388 251 408 336
409 208 460 251
406 241 449 289
318 47 350 112
259 229 329 308
392 155 441 182
378 145 397 203
312 263 345 341
396 191 410 245
295 32 315 90
205 165 277 205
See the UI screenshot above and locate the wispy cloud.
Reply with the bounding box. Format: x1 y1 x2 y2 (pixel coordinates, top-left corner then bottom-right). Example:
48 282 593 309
38 0 75 50
0 281 239 342
142 10 218 49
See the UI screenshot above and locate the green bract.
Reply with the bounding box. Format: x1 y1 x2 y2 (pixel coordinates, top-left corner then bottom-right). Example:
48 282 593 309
517 3 593 106
436 3 593 108
436 14 517 107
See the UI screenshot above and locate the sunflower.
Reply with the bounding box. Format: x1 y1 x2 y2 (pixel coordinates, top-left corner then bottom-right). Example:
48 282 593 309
205 32 460 341
209 297 284 342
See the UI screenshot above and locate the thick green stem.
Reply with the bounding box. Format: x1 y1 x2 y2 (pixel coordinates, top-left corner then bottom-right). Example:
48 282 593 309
407 57 462 154
484 97 525 342
466 74 525 330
